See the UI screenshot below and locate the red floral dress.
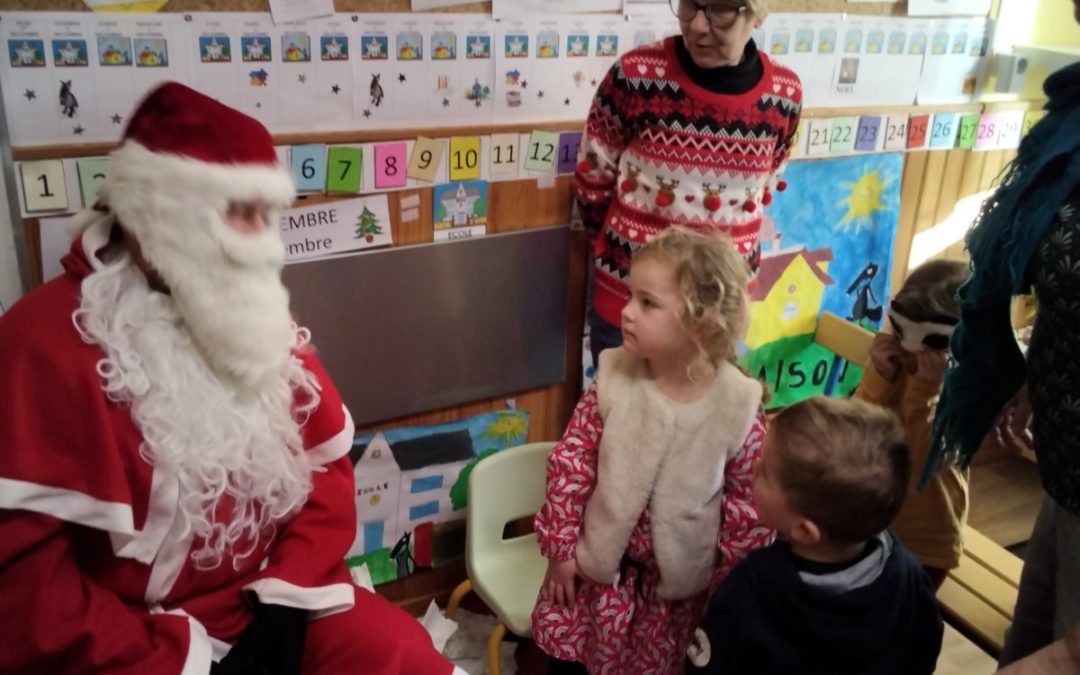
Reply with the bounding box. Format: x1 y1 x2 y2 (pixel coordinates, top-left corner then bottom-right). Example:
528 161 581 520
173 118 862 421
531 381 772 674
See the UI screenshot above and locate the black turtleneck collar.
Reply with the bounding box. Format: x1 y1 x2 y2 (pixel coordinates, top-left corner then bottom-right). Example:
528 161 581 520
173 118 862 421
674 37 763 95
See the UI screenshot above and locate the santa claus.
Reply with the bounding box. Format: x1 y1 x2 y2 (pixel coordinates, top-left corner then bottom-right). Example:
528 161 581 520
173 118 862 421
0 82 462 675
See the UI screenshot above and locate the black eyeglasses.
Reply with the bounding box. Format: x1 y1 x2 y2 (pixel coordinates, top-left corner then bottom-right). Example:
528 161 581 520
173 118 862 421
669 0 749 29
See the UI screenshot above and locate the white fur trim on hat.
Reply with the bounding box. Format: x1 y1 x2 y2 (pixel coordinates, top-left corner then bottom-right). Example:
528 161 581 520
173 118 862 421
102 141 296 215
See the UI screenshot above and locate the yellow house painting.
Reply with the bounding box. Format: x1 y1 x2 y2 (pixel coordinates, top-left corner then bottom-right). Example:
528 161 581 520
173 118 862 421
745 247 834 349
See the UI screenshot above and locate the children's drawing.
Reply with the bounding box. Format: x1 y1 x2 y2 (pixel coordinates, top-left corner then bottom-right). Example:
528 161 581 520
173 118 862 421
53 40 88 67
867 30 884 54
596 34 618 57
909 32 927 55
951 32 968 54
818 28 837 54
434 180 488 232
362 34 389 60
241 35 271 62
431 31 456 60
321 34 348 61
567 34 589 57
10 39 45 67
769 32 790 56
134 38 168 67
281 34 310 62
97 35 131 66
537 31 559 58
887 31 906 55
844 29 862 54
466 33 491 59
795 28 813 53
504 34 528 58
199 35 230 62
742 153 901 407
397 31 422 60
346 409 529 585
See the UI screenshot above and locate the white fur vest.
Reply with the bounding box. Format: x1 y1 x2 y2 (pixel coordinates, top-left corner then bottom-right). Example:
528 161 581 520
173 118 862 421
575 347 762 601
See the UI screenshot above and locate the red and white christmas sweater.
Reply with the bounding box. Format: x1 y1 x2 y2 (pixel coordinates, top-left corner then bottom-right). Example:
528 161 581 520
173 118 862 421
575 36 802 327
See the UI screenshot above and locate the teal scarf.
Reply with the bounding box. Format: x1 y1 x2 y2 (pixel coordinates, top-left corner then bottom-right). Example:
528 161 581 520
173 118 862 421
927 63 1080 484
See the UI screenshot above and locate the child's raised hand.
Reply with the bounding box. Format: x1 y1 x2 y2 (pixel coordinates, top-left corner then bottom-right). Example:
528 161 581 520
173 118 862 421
911 350 947 386
868 333 909 382
544 558 581 609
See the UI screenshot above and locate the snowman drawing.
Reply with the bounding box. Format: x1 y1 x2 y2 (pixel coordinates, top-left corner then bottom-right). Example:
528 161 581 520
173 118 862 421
15 42 37 66
57 42 80 65
245 39 265 60
325 37 343 59
507 36 525 57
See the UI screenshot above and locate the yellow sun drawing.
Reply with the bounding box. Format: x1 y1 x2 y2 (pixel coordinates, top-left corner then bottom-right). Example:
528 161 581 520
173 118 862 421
838 168 891 232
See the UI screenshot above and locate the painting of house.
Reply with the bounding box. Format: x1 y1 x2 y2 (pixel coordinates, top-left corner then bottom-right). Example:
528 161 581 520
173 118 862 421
439 182 481 226
744 246 834 349
741 153 901 407
345 409 529 584
433 180 488 240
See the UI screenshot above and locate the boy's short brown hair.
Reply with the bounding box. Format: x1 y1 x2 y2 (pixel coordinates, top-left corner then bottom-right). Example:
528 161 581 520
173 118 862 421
770 396 910 544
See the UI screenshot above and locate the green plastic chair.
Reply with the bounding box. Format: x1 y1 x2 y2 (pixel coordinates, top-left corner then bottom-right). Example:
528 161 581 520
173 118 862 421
446 441 554 675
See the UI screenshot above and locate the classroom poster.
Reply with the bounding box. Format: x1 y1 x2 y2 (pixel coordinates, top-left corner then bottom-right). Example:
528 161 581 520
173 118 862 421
433 179 488 241
346 409 529 585
742 153 902 408
916 17 990 104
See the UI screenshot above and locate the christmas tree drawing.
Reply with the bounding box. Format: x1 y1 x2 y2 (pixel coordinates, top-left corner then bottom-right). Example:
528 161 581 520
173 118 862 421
355 206 383 242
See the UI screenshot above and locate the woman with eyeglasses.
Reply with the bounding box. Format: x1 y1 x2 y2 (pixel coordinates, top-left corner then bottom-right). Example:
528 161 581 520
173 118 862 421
577 0 801 369
536 5 799 674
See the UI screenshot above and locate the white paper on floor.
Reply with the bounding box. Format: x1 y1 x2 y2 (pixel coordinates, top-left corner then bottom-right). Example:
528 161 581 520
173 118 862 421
420 602 518 675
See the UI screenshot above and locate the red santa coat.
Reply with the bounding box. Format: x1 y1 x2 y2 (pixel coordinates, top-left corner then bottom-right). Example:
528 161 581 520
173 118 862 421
0 229 454 675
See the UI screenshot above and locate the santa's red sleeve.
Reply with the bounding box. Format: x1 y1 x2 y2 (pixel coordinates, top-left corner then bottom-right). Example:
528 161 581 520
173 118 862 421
534 380 603 561
0 510 207 675
242 347 358 618
712 408 774 587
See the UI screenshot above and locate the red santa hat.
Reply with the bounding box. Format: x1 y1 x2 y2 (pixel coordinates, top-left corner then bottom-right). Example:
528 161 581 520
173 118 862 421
90 82 295 237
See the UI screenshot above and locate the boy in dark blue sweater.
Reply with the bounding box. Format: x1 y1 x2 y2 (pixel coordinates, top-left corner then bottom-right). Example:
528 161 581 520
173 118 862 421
686 396 943 675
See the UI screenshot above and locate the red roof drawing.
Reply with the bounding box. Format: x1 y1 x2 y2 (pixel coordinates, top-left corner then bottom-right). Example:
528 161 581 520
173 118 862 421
750 247 835 302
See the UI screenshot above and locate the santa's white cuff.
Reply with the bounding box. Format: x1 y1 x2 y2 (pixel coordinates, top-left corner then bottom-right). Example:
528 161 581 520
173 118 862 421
242 578 355 618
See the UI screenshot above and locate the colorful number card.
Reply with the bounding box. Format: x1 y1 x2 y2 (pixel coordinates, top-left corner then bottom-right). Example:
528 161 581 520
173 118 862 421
829 116 858 154
407 137 444 182
524 130 559 172
996 111 1024 150
20 160 68 212
806 119 832 157
883 114 909 152
291 144 327 192
956 113 979 150
906 114 930 150
326 146 362 193
789 119 807 159
974 112 1001 151
1022 110 1046 139
556 131 583 174
373 142 408 189
929 112 956 149
489 133 520 178
76 157 109 207
448 136 482 181
854 116 882 152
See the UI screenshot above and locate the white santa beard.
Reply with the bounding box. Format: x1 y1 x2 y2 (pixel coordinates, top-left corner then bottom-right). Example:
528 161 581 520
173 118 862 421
74 255 320 571
129 200 295 394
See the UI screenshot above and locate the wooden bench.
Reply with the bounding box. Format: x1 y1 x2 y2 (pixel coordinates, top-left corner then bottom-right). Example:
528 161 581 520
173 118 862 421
939 525 1023 658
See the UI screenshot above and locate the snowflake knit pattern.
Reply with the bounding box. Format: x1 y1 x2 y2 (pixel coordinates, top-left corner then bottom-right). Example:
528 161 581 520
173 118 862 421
575 36 802 327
